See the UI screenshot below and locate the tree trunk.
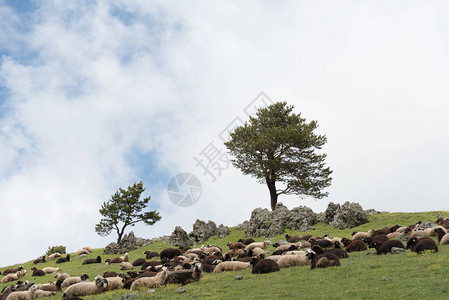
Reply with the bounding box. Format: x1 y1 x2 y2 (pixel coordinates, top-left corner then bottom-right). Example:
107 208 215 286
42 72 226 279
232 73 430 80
117 231 124 244
267 180 278 211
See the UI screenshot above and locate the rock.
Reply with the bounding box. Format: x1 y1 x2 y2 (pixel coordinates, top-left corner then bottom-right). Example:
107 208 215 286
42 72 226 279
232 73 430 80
189 220 218 244
237 221 250 231
329 202 369 230
169 226 193 248
245 207 273 237
147 289 155 293
217 224 231 238
149 235 170 243
121 294 140 300
178 287 186 293
320 202 341 224
391 247 407 254
104 232 153 255
235 275 244 280
286 206 316 232
266 203 290 236
365 209 382 215
418 222 438 229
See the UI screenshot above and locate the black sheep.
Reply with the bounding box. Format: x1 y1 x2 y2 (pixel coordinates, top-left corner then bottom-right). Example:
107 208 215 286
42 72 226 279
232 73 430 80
56 254 70 264
201 263 216 273
31 267 46 276
342 239 367 252
371 240 405 255
311 238 333 248
238 238 255 245
364 234 389 245
313 243 348 259
373 227 391 236
132 258 147 266
163 263 202 285
103 271 119 278
2 266 24 276
122 277 137 289
285 234 301 243
82 255 101 265
160 248 182 260
407 237 438 253
33 256 46 264
250 257 280 274
144 251 159 259
141 261 163 270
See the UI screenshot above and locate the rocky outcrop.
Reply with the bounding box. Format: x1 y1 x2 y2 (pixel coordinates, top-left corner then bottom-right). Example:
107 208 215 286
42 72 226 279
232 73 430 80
169 226 193 247
217 224 231 238
329 202 369 230
188 219 231 243
104 232 152 254
286 206 316 232
245 207 274 237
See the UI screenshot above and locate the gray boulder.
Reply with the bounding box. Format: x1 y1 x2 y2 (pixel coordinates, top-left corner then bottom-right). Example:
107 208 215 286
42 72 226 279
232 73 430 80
245 207 273 237
169 226 193 247
391 247 407 254
104 232 152 254
329 202 369 230
217 224 231 238
266 203 290 236
121 294 140 300
189 220 218 244
286 206 316 232
237 221 250 232
320 202 341 224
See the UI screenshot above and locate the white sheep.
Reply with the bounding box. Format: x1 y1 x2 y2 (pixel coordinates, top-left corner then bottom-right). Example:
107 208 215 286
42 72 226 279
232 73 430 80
77 249 90 256
212 261 251 273
61 276 108 299
274 244 298 251
245 241 270 251
352 229 374 240
251 247 265 257
2 270 27 283
42 267 62 274
61 274 89 288
282 250 307 256
276 254 310 268
104 276 124 291
83 246 93 253
201 245 222 254
387 232 403 239
130 267 168 291
120 262 134 270
224 249 245 257
394 226 408 233
47 253 62 260
5 285 38 300
53 272 70 281
34 290 56 298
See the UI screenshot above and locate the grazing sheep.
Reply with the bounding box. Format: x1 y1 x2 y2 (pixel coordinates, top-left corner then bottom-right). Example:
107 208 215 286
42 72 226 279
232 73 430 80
132 258 147 266
61 274 90 288
144 251 159 259
238 238 255 245
250 257 280 274
130 267 169 291
160 248 182 260
121 262 134 270
434 228 449 245
369 240 405 255
31 267 45 277
227 242 245 249
307 251 340 269
342 239 367 252
82 256 101 265
53 273 70 281
5 284 38 300
2 271 27 284
2 266 24 276
352 229 374 240
163 263 202 285
212 261 251 273
245 241 270 251
77 249 90 256
276 254 310 268
33 256 46 265
61 275 108 299
56 254 70 264
406 237 438 253
104 276 124 291
46 253 62 260
41 267 62 274
34 289 56 298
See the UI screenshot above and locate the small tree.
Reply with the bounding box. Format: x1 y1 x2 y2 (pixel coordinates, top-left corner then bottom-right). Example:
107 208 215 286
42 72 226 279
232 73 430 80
95 181 161 243
224 101 332 210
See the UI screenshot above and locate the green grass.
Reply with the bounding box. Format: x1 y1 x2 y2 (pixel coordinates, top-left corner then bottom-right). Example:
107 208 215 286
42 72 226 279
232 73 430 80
1 211 448 299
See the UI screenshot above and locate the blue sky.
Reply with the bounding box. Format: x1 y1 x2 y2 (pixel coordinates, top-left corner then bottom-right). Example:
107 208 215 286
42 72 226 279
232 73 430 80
1 1 449 267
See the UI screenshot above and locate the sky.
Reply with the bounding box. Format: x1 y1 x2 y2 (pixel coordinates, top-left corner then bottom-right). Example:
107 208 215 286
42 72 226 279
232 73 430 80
1 0 448 267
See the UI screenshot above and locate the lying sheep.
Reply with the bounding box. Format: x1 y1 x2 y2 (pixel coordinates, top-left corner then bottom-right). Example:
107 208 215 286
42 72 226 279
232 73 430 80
238 238 255 245
224 249 245 258
163 263 202 285
307 251 340 269
82 255 101 265
77 249 90 256
5 284 38 300
201 245 222 255
251 247 265 257
121 262 134 270
53 273 70 281
250 257 280 274
245 241 270 251
341 239 367 252
370 240 405 255
352 229 374 240
34 289 56 298
212 261 251 273
105 253 128 265
2 270 27 284
61 274 90 288
47 253 62 260
104 276 124 291
31 267 45 277
33 256 46 265
276 254 310 268
2 266 24 276
61 275 108 299
227 242 245 249
144 251 159 259
435 228 449 245
56 254 70 264
130 267 169 291
406 237 438 253
160 248 182 260
132 258 147 266
40 267 62 274
36 280 63 292
83 246 93 253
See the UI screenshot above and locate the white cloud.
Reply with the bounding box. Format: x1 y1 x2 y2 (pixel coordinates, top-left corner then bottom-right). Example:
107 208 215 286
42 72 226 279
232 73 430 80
1 1 449 267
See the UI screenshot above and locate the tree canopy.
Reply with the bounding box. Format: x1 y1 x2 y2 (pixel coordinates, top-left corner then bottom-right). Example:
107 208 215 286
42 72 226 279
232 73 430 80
224 101 332 210
95 181 161 243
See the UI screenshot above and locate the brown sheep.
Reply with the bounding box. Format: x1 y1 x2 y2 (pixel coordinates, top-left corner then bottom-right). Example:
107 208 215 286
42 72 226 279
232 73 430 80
238 238 255 245
342 239 367 252
227 242 245 249
406 237 438 253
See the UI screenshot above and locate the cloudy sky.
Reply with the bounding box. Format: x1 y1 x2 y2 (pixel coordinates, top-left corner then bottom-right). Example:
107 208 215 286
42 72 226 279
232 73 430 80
1 0 448 267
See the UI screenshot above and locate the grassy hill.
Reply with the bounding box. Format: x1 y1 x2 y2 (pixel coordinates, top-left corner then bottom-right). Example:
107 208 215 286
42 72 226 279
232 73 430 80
1 211 449 299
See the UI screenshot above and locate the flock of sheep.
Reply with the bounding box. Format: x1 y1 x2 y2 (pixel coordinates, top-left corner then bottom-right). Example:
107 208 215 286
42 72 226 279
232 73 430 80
1 217 449 299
